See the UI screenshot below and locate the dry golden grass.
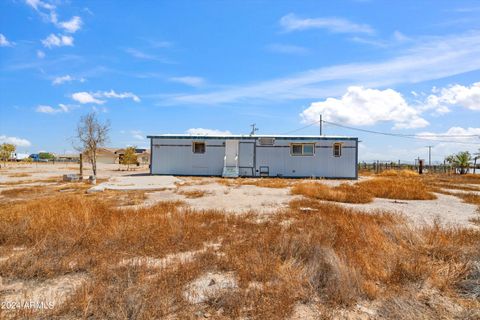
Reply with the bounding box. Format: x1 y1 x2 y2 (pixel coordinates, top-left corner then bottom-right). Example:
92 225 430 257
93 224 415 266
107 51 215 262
357 176 437 200
7 172 31 178
0 190 478 318
292 174 436 203
217 178 291 188
378 169 419 178
177 189 211 198
291 182 373 203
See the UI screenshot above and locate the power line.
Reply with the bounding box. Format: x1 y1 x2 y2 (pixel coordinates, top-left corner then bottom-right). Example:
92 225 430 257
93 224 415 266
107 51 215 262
283 118 480 145
324 120 480 145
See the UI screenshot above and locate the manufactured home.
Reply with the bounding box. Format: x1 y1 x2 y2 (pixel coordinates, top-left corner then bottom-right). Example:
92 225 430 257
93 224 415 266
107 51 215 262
148 134 358 179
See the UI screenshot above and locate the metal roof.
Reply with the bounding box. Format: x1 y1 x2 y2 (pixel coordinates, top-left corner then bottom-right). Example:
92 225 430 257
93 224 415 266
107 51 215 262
147 134 357 140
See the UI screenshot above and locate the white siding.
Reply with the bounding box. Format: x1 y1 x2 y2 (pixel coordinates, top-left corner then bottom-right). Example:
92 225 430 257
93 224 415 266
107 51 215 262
150 137 357 178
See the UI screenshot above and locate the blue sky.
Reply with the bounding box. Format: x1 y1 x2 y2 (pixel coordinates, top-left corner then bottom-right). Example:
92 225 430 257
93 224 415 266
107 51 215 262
1 0 480 162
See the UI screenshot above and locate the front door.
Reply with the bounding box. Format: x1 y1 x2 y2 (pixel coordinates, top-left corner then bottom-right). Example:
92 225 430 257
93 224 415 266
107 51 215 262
239 142 254 176
224 140 239 168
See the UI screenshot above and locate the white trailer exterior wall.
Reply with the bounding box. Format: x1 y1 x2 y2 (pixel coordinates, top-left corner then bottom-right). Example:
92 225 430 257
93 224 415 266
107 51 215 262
148 135 358 179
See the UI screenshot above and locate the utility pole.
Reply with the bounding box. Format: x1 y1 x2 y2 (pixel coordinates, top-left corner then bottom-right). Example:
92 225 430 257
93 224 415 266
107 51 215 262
426 145 432 168
250 123 258 136
319 114 322 136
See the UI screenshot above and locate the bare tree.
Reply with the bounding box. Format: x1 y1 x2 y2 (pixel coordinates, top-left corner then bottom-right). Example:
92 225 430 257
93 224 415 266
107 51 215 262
75 112 110 177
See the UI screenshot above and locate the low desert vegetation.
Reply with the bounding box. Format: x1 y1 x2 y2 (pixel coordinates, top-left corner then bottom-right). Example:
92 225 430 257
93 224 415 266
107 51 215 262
292 173 436 203
177 189 211 198
6 172 31 178
356 176 437 200
217 177 291 188
0 191 479 319
291 182 373 203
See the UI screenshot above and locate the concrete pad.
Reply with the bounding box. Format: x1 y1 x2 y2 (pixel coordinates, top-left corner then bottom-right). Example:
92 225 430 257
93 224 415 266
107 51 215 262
89 175 181 192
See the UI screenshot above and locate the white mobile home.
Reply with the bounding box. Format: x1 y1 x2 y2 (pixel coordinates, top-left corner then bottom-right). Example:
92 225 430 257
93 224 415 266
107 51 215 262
148 135 358 179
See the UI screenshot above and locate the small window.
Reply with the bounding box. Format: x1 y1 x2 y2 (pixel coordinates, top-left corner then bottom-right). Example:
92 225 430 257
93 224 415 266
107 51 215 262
333 143 342 157
303 144 314 156
291 144 303 155
193 142 205 154
291 143 315 156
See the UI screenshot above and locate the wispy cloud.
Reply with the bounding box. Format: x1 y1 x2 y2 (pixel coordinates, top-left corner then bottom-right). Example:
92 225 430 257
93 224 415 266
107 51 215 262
350 31 411 48
0 135 31 147
0 34 14 47
52 75 85 85
41 33 74 48
169 76 206 87
185 128 232 135
265 43 310 55
161 31 480 106
100 90 141 102
125 48 170 63
71 90 140 104
280 13 374 34
25 0 55 11
36 104 73 114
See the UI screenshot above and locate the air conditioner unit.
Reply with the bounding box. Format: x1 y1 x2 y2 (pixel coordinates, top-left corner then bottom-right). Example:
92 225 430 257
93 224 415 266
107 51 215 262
258 137 275 145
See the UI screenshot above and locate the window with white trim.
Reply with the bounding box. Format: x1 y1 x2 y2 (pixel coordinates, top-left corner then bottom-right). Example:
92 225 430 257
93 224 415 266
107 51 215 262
291 143 315 156
333 143 342 157
192 142 205 154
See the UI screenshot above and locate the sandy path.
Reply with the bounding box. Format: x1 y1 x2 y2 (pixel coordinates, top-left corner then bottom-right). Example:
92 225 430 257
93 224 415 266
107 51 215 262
145 183 299 214
338 193 479 228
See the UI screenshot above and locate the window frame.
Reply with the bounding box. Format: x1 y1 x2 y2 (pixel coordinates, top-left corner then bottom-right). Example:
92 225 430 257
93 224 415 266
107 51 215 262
333 143 342 157
290 143 315 156
192 141 206 154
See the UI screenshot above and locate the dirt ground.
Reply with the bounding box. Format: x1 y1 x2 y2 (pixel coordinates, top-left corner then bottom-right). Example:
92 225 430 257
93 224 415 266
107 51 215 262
1 162 478 227
0 163 479 318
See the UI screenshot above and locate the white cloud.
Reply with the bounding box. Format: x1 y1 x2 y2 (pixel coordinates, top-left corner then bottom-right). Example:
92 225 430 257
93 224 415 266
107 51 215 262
72 92 104 104
164 31 480 106
41 33 74 48
186 128 232 135
416 127 480 143
0 34 13 47
265 43 310 55
169 76 206 87
52 75 85 85
57 16 82 33
280 13 374 34
25 0 55 11
414 127 480 160
96 90 141 102
300 86 429 129
25 0 82 34
53 75 73 85
0 135 31 147
425 82 480 112
36 104 71 114
36 50 45 58
71 90 140 104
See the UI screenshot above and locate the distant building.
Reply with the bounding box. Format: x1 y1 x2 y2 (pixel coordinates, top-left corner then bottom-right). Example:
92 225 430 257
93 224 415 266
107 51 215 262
55 154 80 162
147 134 358 178
85 147 150 165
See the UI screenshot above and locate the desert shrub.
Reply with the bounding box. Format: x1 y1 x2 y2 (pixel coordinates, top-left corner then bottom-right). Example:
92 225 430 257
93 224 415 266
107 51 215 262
291 182 373 203
357 177 437 200
0 193 479 318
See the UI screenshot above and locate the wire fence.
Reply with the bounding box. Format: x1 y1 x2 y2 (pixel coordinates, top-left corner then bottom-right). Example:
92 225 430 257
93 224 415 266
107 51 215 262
358 161 479 174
